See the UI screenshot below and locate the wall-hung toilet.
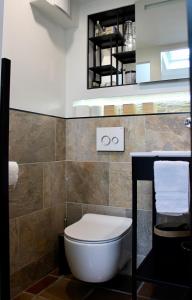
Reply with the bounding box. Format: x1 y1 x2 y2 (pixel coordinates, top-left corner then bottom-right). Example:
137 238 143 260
64 213 132 283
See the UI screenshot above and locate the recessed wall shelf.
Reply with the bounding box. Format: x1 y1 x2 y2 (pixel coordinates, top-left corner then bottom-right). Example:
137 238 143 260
89 65 121 77
88 4 136 89
30 0 77 29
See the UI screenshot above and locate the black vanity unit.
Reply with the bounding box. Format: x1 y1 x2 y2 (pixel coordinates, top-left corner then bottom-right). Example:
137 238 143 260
87 5 136 89
131 154 192 300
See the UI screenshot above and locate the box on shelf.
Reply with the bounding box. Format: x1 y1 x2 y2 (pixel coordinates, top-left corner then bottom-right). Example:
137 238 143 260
142 102 157 114
123 104 136 115
104 105 116 116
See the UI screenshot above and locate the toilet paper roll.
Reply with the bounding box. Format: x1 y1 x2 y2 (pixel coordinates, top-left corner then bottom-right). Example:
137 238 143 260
9 162 19 186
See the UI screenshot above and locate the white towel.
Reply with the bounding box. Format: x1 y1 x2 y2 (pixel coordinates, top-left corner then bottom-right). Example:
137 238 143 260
154 161 190 215
9 161 19 186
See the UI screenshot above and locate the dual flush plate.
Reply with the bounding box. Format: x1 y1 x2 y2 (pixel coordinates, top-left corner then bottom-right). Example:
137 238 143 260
96 127 125 152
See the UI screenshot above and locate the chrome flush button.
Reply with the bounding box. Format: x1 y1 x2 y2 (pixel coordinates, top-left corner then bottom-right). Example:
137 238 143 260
112 137 119 144
101 135 111 146
184 117 191 128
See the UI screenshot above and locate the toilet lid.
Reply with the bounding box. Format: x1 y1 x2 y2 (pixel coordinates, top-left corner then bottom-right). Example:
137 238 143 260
64 214 132 242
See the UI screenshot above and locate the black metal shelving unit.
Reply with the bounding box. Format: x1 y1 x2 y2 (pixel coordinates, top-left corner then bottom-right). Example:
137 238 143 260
132 155 192 300
88 5 136 89
0 58 11 300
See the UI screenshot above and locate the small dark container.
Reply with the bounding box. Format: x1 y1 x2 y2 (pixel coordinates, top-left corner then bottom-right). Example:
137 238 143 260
154 223 191 274
181 241 192 279
58 234 71 275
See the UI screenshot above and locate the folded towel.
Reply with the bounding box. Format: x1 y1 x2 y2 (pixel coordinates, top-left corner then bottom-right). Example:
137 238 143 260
154 161 190 215
155 192 189 215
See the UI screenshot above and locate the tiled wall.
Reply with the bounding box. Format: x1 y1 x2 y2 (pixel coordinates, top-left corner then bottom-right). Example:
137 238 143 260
9 110 190 297
65 113 190 263
9 110 66 298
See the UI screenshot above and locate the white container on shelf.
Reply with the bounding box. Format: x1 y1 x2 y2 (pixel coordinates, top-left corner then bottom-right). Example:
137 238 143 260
125 70 136 85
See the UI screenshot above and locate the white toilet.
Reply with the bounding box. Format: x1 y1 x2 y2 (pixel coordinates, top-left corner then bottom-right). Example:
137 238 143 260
64 213 132 283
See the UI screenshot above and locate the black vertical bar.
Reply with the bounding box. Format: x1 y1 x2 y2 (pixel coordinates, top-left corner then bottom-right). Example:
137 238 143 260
152 181 156 249
116 14 119 86
187 0 192 232
93 48 96 84
87 17 90 89
99 47 102 85
132 158 137 300
93 20 96 85
0 58 11 300
110 37 113 87
122 22 125 86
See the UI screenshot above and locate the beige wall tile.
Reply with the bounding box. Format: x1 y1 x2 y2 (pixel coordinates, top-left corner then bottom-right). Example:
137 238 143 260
66 117 121 162
9 109 190 297
10 252 55 298
18 206 65 270
66 114 189 163
66 203 82 225
137 181 152 210
82 204 131 218
18 209 54 269
109 163 132 208
9 111 55 163
145 114 190 151
10 218 20 275
9 164 43 218
9 110 67 297
66 116 146 163
109 116 146 162
51 205 66 237
66 161 109 205
43 162 66 208
56 118 66 161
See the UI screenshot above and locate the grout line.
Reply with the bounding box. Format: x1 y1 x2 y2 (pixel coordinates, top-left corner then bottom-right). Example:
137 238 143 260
10 107 189 120
144 115 147 152
81 202 83 218
108 163 111 207
65 202 68 227
82 289 95 300
36 277 59 296
23 274 57 295
65 201 135 211
42 163 45 209
54 118 57 161
17 160 66 167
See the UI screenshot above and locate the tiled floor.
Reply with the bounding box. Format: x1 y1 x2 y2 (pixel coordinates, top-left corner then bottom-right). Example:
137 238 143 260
13 271 191 300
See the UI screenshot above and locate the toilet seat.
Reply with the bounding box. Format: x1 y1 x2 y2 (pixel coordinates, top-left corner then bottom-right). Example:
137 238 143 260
64 214 132 243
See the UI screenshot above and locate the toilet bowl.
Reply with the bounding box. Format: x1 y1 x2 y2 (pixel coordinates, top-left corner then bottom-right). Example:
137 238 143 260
64 213 132 283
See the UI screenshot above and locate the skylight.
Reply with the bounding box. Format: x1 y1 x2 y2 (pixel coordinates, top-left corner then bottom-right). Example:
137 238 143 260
161 48 189 70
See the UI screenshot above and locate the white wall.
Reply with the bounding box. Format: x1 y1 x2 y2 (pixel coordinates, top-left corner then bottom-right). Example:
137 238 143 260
64 0 189 118
2 0 66 117
0 0 4 81
1 0 190 118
